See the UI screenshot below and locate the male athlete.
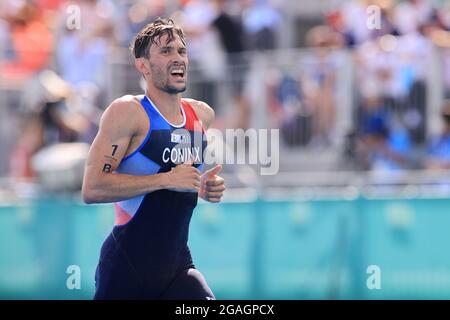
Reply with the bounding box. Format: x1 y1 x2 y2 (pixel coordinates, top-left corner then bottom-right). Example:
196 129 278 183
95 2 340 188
82 18 225 300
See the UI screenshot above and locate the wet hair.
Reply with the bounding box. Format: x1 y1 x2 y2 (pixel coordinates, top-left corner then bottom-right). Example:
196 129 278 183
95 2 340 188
131 17 186 59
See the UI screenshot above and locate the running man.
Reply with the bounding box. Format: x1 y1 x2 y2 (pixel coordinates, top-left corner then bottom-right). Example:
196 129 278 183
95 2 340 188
82 17 225 300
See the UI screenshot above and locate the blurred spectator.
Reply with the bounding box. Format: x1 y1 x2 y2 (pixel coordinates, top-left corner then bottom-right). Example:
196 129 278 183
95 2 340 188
115 0 167 47
356 91 387 136
394 0 434 36
354 30 431 144
302 25 344 146
276 72 312 147
55 0 116 90
242 0 282 51
338 0 371 45
265 66 314 147
355 37 405 114
180 0 225 110
2 0 450 179
325 10 356 47
426 101 450 170
9 70 96 179
421 4 450 98
9 115 44 179
0 0 53 83
211 0 251 129
212 0 244 57
345 91 385 170
357 111 412 172
365 0 398 40
444 49 450 99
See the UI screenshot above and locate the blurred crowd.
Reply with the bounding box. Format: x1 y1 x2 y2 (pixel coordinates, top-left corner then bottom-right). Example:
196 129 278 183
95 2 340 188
330 0 450 172
1 0 450 180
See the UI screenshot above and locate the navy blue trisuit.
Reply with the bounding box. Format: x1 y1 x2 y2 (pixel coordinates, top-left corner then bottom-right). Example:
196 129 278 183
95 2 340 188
93 95 215 300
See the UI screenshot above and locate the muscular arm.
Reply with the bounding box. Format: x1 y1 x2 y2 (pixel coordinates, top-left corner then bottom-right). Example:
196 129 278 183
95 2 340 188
82 98 170 204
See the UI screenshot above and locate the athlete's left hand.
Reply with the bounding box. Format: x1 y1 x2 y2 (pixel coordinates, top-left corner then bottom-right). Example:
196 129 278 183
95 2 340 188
199 164 225 203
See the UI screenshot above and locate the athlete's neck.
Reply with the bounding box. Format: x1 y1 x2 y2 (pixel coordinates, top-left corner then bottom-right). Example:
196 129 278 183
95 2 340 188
145 87 183 120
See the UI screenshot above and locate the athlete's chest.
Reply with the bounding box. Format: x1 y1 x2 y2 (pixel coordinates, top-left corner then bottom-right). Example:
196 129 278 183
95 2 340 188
139 127 207 171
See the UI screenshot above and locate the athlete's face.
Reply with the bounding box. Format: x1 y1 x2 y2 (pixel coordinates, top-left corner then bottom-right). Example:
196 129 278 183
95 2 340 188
146 34 188 94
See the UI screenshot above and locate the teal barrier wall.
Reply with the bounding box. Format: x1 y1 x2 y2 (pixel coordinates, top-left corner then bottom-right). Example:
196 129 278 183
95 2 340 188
1 196 450 299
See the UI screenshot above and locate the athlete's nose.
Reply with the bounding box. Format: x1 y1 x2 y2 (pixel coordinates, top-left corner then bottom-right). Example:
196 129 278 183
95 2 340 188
174 49 187 62
172 55 185 65
169 60 186 70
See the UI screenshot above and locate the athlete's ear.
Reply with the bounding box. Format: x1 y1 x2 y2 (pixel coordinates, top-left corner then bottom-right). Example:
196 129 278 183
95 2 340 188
135 58 150 77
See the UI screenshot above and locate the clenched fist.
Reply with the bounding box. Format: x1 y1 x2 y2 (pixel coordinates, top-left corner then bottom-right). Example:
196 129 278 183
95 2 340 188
166 160 201 192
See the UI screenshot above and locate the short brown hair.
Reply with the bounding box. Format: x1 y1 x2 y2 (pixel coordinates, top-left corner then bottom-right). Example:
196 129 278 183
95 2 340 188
131 17 186 59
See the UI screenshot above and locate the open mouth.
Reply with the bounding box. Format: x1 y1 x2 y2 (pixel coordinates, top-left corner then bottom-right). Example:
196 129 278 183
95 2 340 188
170 68 185 79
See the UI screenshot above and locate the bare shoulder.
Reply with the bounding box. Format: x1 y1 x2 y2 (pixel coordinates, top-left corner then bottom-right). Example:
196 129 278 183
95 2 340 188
105 95 142 117
100 95 147 135
183 98 215 129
